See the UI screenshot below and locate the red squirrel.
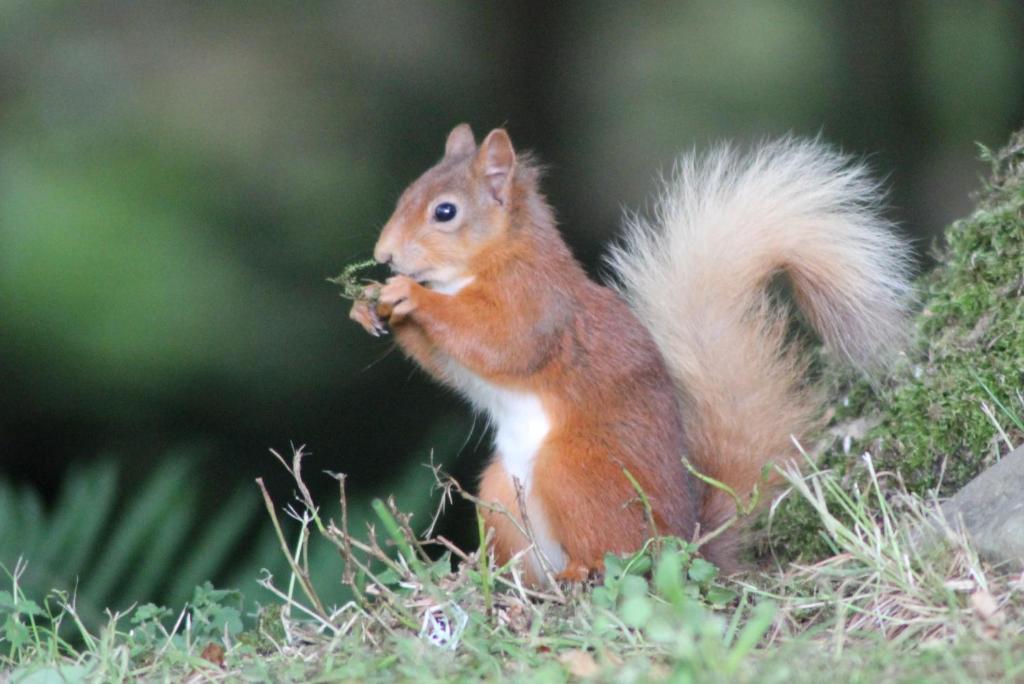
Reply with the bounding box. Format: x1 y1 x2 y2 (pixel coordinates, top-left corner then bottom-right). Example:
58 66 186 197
349 124 912 585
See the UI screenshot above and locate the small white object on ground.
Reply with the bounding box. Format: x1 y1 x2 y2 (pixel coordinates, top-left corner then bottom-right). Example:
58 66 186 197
419 603 469 651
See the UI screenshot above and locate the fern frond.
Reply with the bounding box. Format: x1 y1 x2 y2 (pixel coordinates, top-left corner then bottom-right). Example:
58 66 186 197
0 457 260 628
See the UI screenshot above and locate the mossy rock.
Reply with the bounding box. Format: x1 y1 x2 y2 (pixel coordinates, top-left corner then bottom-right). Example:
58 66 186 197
765 128 1024 562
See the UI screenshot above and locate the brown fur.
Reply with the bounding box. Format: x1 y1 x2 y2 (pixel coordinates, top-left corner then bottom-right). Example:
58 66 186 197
354 127 911 583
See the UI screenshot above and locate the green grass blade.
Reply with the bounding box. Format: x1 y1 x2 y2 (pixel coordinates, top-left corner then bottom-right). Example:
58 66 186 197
14 485 44 566
83 457 194 608
0 479 19 565
973 371 1024 433
38 460 118 584
119 490 196 604
166 486 257 605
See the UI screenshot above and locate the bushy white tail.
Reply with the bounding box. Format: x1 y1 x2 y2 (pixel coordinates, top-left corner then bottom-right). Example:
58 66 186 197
606 137 913 565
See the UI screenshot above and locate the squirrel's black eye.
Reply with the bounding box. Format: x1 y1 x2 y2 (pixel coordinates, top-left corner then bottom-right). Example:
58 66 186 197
434 202 457 222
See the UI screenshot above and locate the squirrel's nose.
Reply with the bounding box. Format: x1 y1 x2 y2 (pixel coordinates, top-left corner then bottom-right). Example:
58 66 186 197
374 221 399 265
373 245 392 266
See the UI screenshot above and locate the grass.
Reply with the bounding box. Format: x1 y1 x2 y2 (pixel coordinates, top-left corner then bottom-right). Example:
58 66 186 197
5 131 1023 683
2 438 1022 683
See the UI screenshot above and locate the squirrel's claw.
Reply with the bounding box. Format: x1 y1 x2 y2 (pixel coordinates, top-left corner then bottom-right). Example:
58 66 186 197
349 281 393 337
350 298 386 337
372 308 389 336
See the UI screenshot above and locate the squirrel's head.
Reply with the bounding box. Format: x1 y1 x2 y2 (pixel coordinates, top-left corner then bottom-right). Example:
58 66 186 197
373 124 519 293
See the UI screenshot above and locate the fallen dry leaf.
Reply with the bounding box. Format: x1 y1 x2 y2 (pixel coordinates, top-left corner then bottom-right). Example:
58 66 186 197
200 643 226 668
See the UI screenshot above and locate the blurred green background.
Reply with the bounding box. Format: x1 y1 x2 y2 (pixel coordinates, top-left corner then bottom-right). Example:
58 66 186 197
1 1 1023 619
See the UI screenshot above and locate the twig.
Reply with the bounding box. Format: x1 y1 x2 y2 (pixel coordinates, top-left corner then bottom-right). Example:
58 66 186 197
255 478 328 619
510 476 561 591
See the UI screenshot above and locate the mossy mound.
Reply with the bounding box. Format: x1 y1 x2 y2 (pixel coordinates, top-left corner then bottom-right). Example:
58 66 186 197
766 128 1024 561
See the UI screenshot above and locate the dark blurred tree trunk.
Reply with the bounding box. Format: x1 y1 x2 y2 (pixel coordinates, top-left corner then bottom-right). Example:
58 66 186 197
1007 4 1024 130
492 1 573 157
488 1 609 268
832 0 932 257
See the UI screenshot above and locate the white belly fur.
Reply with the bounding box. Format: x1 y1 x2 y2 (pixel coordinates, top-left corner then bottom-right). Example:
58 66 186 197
441 357 567 578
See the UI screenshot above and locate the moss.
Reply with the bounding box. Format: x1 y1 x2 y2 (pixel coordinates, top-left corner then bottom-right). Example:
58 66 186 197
765 129 1024 562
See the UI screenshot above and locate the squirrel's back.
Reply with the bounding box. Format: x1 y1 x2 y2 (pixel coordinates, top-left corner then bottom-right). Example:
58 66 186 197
607 137 914 567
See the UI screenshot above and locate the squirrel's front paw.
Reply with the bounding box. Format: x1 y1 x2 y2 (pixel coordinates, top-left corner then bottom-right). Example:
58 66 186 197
349 298 387 337
379 275 422 324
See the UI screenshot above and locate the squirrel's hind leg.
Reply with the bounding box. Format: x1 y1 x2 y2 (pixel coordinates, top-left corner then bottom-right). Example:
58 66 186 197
478 458 580 587
478 459 540 585
531 438 651 580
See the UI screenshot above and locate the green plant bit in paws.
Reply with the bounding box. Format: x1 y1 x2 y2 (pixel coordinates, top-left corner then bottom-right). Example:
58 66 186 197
328 258 382 303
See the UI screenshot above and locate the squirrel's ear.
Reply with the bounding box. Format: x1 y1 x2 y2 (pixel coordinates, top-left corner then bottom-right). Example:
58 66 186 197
477 128 516 205
445 123 476 158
